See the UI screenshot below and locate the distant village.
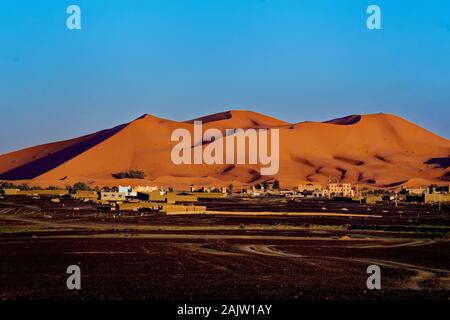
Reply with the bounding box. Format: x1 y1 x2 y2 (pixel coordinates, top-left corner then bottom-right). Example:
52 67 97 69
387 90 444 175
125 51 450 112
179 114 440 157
1 179 449 215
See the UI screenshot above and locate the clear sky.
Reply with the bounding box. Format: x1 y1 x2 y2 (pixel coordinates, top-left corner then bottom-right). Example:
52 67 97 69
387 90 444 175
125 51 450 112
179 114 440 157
1 0 449 153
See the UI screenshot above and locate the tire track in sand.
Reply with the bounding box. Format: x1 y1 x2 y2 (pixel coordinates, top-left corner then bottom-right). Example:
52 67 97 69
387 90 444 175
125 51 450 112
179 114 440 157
237 244 450 290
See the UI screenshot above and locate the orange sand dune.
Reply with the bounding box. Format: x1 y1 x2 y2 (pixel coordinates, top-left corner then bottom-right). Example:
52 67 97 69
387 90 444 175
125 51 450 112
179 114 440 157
0 111 449 189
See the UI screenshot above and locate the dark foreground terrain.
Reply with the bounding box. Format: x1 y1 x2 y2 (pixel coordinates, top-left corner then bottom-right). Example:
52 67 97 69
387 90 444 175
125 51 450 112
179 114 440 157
0 196 449 300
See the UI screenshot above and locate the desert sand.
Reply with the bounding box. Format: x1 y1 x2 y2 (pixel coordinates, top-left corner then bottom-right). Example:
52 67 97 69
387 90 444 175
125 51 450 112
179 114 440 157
0 110 449 189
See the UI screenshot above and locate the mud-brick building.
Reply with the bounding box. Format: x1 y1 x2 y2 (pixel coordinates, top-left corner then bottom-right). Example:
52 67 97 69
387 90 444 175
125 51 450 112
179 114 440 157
99 191 126 202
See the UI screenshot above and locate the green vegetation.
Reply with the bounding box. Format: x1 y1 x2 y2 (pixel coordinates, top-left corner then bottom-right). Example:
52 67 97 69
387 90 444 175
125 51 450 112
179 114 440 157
273 180 280 190
67 182 92 193
102 186 119 192
99 185 118 192
0 181 64 193
0 181 19 190
112 170 146 179
7 183 40 191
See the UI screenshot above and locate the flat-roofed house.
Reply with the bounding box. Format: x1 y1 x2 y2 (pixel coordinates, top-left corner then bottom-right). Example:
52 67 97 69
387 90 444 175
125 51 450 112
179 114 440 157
137 191 198 203
298 183 323 197
189 192 226 199
100 191 126 202
117 202 160 211
118 186 133 196
424 193 450 203
73 190 98 200
2 189 68 196
118 185 158 197
328 183 354 197
135 185 158 193
27 189 68 196
137 191 165 202
2 189 20 195
406 187 426 195
161 204 206 215
190 186 227 193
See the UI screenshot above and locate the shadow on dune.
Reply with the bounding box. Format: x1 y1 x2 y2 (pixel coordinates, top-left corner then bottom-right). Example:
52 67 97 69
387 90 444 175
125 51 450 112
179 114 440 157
185 111 233 124
324 115 361 125
424 157 450 169
0 124 128 180
380 180 409 188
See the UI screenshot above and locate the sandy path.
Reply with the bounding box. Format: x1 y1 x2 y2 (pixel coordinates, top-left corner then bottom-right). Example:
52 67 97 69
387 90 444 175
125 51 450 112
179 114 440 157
238 244 450 290
349 239 437 249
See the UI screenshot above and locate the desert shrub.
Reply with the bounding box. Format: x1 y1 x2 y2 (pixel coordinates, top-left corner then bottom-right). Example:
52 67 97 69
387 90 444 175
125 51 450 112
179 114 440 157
74 182 91 191
68 182 92 193
13 183 28 191
273 180 280 190
0 181 18 189
17 183 41 191
112 170 145 179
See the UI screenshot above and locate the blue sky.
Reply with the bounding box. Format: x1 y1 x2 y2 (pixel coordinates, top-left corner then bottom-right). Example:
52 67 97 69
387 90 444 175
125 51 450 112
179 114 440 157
1 0 449 153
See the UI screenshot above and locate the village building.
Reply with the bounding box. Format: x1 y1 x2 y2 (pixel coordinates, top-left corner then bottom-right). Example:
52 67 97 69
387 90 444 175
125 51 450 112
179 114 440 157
424 193 450 203
161 204 206 215
73 190 98 200
190 186 227 193
297 183 324 197
404 187 427 195
137 191 198 204
118 185 158 197
99 191 126 202
328 183 354 197
3 189 68 196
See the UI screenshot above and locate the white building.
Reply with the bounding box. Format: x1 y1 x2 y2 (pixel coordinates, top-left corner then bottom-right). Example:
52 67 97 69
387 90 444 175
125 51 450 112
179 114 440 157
118 185 158 197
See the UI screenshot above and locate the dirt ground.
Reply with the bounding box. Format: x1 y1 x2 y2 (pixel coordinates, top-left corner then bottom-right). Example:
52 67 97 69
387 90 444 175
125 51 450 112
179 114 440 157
0 196 449 300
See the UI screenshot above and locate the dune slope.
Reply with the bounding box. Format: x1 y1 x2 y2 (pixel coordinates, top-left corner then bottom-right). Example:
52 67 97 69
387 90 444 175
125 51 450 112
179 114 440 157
0 111 448 189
